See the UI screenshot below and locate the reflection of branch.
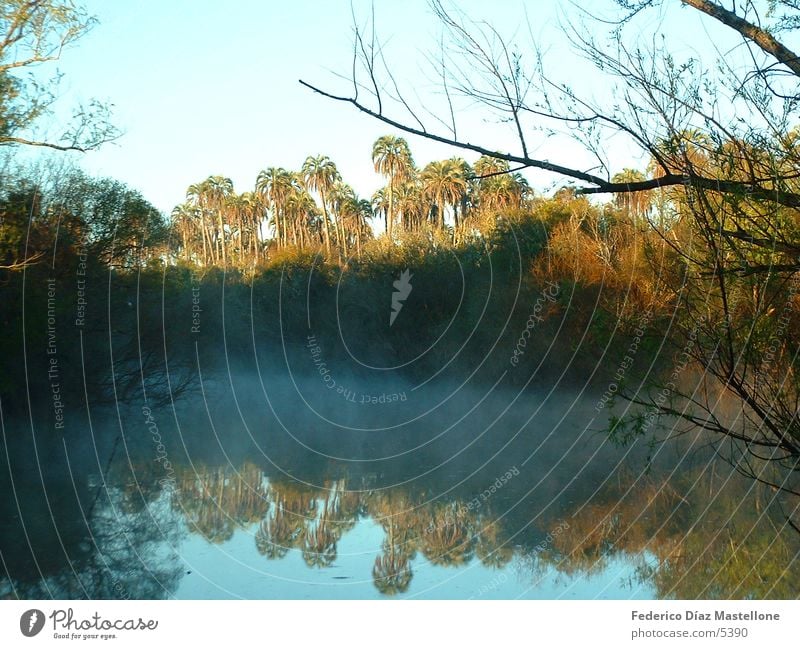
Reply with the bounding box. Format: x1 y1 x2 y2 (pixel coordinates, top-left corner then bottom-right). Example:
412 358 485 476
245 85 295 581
719 228 800 255
701 263 800 277
0 251 44 270
86 435 122 519
0 136 88 152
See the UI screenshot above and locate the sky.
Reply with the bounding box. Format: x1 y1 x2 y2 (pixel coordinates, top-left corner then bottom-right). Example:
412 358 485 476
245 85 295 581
20 0 732 215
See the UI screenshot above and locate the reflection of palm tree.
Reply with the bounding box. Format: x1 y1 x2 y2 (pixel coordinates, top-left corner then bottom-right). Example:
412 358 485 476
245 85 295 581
255 479 358 568
255 480 319 560
475 520 514 568
418 503 475 566
302 518 338 567
328 483 361 538
301 487 342 568
373 542 413 595
372 512 417 594
255 510 302 560
175 463 268 545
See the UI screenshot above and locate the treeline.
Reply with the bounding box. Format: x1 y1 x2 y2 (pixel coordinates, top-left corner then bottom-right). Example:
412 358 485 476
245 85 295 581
0 159 632 420
170 136 533 265
0 166 184 419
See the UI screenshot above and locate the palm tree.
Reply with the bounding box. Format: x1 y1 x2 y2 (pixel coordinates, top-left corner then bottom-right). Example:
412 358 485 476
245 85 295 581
473 156 530 215
256 167 294 251
421 159 468 231
372 187 389 232
225 193 245 265
473 155 510 178
372 135 414 240
352 198 373 258
285 181 318 248
238 191 262 263
334 185 373 260
331 181 356 256
448 157 472 239
611 168 650 223
170 202 197 262
302 155 341 255
648 129 714 226
186 182 213 264
395 178 423 232
203 175 234 265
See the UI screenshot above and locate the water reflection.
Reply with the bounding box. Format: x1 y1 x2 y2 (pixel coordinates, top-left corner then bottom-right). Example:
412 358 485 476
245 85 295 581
1 388 798 599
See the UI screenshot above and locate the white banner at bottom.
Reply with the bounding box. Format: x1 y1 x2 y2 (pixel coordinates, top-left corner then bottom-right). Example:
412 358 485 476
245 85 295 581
0 600 796 647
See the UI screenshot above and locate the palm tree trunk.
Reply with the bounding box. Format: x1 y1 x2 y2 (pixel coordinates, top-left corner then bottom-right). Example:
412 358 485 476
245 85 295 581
217 210 227 266
181 223 188 261
199 212 210 264
320 188 331 254
273 200 281 250
339 214 348 258
387 175 394 240
237 211 244 266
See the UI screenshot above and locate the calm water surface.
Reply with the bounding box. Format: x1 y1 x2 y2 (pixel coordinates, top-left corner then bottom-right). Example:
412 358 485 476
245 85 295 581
1 377 797 599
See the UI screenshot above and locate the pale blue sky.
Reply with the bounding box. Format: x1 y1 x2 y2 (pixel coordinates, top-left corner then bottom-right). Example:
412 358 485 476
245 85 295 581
26 0 732 214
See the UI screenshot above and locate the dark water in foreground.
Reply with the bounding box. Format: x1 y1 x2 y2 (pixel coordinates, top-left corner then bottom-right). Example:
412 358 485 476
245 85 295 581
1 376 798 599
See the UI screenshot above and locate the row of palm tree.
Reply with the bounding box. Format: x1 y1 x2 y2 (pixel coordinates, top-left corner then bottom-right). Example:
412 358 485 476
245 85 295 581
170 137 535 266
172 168 371 266
371 135 533 242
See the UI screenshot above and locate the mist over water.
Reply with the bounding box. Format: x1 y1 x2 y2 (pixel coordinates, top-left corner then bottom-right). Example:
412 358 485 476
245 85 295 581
4 365 794 600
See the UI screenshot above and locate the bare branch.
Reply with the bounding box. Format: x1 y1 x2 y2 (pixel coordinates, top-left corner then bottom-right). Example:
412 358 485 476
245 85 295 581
682 0 800 77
